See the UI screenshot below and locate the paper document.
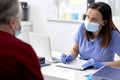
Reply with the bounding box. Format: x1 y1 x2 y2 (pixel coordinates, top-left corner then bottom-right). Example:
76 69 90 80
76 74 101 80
55 59 89 70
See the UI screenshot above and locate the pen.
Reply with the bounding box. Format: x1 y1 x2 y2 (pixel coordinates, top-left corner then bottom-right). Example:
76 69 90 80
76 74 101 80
63 54 66 58
63 53 68 64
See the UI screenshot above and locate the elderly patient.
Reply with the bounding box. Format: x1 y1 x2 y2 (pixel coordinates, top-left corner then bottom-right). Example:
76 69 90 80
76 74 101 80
0 0 43 80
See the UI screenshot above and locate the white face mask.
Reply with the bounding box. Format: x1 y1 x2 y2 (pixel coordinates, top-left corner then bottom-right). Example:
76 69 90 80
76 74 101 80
84 20 99 32
15 22 22 36
15 29 21 36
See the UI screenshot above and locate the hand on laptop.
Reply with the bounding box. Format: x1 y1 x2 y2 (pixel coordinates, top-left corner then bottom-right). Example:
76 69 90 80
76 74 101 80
82 59 104 69
60 53 74 64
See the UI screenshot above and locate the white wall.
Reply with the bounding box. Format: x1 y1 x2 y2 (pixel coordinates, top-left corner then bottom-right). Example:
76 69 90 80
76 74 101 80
19 0 80 52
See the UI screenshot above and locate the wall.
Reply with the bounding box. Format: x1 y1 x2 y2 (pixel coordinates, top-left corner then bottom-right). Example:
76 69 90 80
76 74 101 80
19 0 80 52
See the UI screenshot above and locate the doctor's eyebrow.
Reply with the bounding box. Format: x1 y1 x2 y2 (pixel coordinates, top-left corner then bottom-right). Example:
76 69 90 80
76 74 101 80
85 15 102 22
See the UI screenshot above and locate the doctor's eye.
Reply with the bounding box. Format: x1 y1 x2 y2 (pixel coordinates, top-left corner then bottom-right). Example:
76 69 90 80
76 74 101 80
91 18 98 22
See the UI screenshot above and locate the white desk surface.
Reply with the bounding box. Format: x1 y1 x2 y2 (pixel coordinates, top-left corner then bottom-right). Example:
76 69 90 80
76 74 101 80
41 51 97 80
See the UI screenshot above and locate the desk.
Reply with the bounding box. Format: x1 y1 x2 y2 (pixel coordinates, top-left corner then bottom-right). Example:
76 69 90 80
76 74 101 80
41 51 97 80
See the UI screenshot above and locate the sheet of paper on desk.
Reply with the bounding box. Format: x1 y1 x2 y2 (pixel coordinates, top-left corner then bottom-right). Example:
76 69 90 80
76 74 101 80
55 59 88 70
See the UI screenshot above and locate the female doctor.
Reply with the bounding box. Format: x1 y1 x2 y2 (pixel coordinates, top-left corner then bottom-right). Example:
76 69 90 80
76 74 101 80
61 2 120 69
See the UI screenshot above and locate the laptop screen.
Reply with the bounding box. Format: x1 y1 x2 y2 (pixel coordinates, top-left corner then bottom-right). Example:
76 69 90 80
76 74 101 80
29 32 53 62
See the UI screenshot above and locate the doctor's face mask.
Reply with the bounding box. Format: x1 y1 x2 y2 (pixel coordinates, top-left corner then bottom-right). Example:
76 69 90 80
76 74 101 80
84 20 100 32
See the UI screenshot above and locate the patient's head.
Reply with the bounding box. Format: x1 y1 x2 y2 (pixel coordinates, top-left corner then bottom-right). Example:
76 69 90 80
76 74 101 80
0 0 22 36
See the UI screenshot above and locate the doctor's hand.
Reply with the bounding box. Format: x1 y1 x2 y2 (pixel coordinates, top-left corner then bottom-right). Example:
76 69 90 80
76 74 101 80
60 53 74 64
82 59 104 69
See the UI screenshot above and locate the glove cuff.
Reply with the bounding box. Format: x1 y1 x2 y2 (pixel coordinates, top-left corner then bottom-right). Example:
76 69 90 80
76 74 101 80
95 62 104 69
69 54 74 60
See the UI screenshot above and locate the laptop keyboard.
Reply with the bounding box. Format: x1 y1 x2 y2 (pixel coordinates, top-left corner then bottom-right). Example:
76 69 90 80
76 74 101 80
52 57 61 62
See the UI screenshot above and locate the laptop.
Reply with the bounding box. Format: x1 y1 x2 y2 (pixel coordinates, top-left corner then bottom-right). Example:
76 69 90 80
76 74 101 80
92 65 120 80
29 32 60 63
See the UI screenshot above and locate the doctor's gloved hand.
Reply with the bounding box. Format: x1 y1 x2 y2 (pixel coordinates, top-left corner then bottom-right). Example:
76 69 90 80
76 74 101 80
82 59 104 69
60 53 74 64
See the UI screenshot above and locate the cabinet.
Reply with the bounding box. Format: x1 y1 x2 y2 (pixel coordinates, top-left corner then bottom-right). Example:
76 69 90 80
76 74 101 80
17 21 32 44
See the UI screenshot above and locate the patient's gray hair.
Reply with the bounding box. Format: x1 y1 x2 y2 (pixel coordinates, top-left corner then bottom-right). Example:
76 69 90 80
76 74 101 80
0 0 21 25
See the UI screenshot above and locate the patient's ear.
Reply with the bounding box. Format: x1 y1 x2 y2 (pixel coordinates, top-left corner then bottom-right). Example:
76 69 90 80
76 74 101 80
8 17 17 29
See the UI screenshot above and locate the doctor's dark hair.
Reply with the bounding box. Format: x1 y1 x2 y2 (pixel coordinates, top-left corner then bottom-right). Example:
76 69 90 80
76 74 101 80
0 0 20 25
84 2 119 48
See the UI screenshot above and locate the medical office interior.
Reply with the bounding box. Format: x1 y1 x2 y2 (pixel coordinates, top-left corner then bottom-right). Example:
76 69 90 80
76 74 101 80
19 0 120 52
18 0 120 80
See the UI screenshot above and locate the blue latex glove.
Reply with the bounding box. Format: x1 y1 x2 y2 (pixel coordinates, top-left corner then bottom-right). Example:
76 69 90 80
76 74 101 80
60 53 74 64
82 59 104 69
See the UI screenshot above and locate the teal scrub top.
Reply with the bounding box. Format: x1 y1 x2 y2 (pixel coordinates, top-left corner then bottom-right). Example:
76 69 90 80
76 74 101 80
74 22 120 62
